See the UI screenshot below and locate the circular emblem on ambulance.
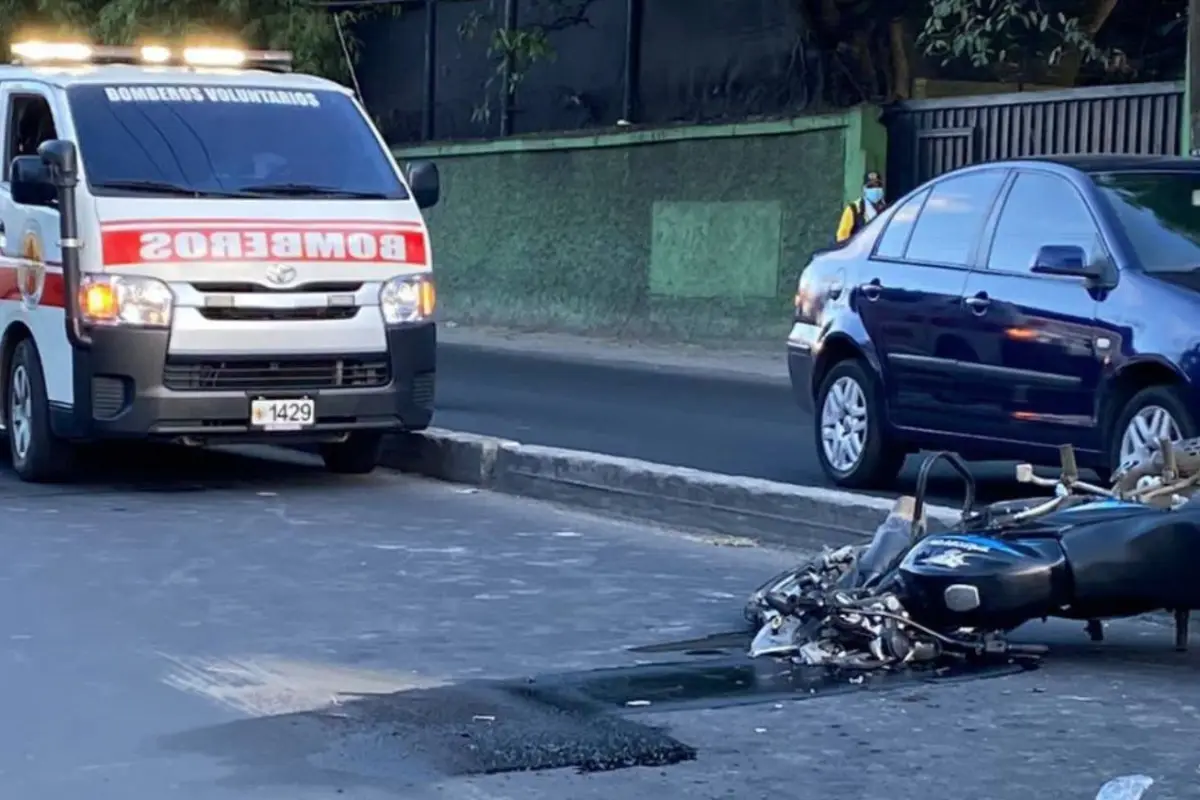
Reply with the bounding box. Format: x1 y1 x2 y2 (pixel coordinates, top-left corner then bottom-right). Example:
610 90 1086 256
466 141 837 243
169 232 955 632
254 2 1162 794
264 263 297 287
17 229 45 311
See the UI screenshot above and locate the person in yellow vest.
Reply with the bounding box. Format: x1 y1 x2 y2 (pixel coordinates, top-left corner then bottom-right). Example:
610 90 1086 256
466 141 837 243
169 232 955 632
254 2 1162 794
835 171 887 243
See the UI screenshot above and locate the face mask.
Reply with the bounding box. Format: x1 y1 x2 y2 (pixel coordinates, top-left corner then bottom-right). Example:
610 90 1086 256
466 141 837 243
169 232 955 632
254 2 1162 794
864 186 884 205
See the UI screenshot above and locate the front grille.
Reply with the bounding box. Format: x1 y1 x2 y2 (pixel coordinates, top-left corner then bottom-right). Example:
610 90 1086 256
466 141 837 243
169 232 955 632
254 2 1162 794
198 307 360 321
163 357 390 392
190 281 364 293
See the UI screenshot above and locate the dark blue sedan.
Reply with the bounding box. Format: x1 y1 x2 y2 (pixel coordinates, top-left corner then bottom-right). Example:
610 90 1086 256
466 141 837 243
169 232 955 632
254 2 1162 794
788 155 1200 489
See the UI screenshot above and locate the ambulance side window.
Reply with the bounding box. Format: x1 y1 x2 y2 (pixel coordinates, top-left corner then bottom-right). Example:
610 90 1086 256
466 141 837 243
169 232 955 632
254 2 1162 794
3 94 57 181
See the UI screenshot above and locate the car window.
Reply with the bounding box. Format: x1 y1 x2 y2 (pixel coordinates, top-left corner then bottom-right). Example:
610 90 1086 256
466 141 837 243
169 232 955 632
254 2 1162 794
904 171 1007 267
1095 171 1200 273
874 189 929 259
66 84 407 200
986 172 1100 273
4 93 58 181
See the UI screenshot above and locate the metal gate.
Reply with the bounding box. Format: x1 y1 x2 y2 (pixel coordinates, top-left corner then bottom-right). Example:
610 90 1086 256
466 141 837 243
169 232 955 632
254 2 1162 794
884 81 1184 196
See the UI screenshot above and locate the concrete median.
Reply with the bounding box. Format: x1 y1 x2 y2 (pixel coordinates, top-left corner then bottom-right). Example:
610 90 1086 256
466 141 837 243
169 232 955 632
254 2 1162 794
382 428 962 550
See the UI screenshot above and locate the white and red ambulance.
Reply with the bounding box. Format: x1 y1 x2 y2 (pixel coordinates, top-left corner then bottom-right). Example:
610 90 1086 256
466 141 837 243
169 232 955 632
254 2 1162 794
0 41 441 481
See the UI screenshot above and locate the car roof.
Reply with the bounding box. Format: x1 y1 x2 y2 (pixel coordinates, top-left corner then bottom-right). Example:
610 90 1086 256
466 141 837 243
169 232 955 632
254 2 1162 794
955 154 1200 176
1028 154 1200 173
0 63 348 94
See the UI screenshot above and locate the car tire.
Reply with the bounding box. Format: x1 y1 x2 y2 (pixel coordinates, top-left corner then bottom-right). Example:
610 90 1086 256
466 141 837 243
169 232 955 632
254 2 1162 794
319 431 384 475
8 338 76 483
1109 384 1198 474
814 359 905 489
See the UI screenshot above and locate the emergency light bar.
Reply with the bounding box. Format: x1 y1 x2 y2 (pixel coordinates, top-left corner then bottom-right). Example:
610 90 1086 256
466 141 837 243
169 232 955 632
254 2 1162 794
9 41 294 72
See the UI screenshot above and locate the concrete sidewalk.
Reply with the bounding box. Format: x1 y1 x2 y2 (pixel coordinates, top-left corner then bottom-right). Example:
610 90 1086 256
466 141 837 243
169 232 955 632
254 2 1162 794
437 323 789 385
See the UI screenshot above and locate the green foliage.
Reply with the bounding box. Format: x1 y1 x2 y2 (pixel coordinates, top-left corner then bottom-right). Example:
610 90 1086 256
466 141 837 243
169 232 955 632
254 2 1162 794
0 0 372 82
458 0 595 124
917 0 1127 78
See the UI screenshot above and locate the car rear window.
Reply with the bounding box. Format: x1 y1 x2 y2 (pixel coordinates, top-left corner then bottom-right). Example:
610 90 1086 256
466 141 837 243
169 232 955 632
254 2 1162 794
1094 171 1200 273
67 84 407 199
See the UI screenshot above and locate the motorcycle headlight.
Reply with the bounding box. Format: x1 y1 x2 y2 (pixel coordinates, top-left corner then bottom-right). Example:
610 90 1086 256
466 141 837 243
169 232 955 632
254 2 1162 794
379 273 435 325
79 274 173 328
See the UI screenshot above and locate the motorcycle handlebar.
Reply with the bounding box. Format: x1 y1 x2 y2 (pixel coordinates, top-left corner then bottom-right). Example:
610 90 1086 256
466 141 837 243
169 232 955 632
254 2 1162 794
1018 470 1113 497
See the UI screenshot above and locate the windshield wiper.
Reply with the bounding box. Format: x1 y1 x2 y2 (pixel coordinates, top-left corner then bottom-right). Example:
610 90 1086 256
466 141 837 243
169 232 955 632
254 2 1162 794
236 182 389 199
92 179 252 198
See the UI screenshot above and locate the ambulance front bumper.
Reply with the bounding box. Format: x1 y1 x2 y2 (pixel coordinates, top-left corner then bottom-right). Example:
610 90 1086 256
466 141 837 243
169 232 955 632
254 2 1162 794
62 322 436 441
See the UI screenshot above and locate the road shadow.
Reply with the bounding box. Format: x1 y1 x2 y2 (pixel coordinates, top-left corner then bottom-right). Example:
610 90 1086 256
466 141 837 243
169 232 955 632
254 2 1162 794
0 441 343 495
628 618 1200 685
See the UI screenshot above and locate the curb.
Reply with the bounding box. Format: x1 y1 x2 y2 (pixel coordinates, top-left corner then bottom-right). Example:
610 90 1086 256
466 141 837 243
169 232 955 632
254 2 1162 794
382 428 963 550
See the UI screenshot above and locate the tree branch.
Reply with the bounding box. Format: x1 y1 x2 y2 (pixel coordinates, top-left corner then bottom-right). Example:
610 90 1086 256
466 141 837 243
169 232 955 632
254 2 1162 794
538 0 599 32
1086 0 1121 35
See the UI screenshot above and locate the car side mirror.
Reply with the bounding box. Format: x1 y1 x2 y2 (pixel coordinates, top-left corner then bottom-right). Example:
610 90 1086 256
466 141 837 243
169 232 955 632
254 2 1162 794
404 160 439 209
1030 244 1101 279
10 155 56 207
38 138 77 177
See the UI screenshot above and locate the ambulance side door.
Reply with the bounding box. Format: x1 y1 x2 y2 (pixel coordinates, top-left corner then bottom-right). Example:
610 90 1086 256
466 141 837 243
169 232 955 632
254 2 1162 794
0 81 72 409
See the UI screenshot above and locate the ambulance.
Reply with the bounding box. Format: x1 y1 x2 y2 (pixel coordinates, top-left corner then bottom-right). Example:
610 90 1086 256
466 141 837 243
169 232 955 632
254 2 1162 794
0 40 441 482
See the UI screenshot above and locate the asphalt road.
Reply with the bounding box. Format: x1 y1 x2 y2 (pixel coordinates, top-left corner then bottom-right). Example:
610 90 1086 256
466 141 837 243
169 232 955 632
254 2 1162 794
437 345 1030 505
3 445 1198 799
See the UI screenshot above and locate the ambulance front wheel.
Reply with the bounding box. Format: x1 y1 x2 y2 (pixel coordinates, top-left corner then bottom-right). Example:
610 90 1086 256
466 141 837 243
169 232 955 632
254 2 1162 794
7 339 75 483
319 431 383 475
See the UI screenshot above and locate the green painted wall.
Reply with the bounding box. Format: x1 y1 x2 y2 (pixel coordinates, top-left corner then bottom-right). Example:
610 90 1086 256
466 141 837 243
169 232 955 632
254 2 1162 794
395 107 886 343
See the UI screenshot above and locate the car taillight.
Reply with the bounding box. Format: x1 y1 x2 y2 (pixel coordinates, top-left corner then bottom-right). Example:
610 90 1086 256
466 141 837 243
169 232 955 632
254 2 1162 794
795 271 820 323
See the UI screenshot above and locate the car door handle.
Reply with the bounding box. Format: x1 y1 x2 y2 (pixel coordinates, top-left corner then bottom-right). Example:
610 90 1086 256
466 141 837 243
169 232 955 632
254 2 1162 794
860 279 882 301
964 293 990 314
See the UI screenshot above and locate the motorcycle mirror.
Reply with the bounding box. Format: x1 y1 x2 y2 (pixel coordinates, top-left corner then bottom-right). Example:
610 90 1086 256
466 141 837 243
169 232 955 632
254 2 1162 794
1015 463 1035 483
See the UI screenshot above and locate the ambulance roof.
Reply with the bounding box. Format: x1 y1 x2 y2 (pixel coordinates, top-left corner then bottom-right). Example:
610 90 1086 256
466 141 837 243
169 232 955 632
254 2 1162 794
0 63 348 94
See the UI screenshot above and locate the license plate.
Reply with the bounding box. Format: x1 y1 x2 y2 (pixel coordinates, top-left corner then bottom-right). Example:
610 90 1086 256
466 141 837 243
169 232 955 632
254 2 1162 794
250 397 315 431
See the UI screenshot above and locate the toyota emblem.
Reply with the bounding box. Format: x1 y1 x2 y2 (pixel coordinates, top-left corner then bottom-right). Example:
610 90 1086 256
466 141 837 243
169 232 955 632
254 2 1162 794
265 263 297 286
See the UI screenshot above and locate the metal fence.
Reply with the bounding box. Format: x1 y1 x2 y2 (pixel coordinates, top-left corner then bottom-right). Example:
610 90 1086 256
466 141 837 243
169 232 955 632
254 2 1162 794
883 81 1185 197
352 0 826 144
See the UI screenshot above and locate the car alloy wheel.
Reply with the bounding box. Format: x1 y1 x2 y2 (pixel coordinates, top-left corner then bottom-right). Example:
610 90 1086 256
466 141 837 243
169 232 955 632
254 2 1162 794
1119 403 1182 465
820 375 868 474
9 363 32 462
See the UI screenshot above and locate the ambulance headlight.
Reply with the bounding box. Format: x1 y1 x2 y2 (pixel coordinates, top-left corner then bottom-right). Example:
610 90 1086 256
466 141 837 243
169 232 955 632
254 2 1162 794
379 274 435 324
79 274 173 328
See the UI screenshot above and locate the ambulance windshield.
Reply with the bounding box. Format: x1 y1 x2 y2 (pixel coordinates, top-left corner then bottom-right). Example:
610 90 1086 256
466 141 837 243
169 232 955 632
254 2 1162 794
66 84 408 200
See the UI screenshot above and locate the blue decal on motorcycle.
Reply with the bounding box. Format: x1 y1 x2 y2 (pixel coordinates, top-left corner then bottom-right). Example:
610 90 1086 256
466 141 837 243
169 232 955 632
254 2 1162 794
926 535 1023 556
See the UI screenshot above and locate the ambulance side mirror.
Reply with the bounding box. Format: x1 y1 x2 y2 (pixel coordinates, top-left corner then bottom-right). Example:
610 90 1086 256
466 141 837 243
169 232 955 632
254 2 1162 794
404 160 439 209
10 156 56 208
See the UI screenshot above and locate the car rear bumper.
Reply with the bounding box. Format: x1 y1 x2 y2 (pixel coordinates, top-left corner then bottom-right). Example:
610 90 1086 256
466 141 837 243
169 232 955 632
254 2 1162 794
55 321 436 443
787 323 818 414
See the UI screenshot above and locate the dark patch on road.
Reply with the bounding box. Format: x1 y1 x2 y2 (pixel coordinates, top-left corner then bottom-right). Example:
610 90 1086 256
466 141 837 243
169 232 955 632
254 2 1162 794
161 677 697 788
161 652 1027 790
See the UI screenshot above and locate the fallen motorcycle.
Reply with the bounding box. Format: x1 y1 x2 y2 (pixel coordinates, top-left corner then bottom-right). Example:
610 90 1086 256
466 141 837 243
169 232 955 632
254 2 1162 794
745 437 1200 669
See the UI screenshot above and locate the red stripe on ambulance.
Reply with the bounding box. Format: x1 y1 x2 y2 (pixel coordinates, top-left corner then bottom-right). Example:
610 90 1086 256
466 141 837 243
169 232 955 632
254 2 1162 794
100 225 427 266
0 266 65 308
